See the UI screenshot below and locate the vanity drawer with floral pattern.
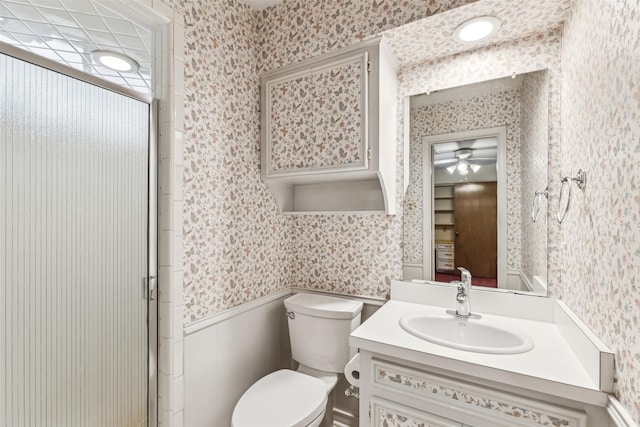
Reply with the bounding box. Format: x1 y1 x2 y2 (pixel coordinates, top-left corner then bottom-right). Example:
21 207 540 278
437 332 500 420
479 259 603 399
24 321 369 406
371 358 587 427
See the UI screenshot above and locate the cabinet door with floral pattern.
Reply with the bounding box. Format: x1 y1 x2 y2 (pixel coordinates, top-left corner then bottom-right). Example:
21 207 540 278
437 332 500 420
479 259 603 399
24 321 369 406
265 51 368 176
371 397 462 427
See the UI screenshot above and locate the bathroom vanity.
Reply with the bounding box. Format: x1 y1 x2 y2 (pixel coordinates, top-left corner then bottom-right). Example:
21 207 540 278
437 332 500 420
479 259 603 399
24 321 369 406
350 281 616 427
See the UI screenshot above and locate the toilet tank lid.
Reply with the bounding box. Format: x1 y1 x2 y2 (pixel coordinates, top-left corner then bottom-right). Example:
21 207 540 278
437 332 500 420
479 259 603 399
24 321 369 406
284 293 363 319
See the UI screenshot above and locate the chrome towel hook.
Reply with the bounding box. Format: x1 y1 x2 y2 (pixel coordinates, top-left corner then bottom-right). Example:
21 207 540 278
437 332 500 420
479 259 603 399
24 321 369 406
531 186 549 222
557 169 586 223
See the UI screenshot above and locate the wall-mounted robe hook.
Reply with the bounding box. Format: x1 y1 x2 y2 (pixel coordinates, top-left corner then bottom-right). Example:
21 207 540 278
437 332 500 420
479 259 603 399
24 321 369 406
557 169 586 223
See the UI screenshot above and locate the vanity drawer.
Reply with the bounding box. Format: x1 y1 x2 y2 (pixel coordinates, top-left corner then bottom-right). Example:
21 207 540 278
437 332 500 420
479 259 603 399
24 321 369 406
370 397 461 427
436 259 454 270
437 250 454 260
435 243 454 251
371 359 588 427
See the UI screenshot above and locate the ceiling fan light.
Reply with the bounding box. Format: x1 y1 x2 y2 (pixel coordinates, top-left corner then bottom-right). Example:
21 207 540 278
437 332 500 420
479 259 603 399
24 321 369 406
447 165 457 174
457 149 472 160
457 160 469 174
470 164 481 173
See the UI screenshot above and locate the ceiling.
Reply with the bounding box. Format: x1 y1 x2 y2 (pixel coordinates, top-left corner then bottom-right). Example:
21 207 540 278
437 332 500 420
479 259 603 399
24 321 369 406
0 0 571 96
433 137 498 169
382 0 571 66
0 0 152 95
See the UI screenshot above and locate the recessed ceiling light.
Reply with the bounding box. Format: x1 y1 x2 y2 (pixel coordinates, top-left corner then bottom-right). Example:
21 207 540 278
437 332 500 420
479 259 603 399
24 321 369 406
91 50 139 73
453 16 501 43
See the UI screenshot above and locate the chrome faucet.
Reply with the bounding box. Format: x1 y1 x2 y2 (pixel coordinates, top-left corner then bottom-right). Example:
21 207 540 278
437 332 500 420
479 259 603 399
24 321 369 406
454 267 472 317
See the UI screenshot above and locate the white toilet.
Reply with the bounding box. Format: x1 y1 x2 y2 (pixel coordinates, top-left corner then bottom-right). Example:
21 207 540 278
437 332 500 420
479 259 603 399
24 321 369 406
231 293 363 427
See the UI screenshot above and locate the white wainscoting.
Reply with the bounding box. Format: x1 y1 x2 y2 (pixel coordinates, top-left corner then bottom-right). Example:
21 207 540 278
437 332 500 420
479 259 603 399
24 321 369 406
184 290 292 427
507 269 526 291
402 263 423 280
607 396 639 427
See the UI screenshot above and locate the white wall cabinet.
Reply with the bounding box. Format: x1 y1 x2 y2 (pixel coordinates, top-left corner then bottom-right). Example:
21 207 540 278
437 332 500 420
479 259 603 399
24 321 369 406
359 354 601 427
260 37 397 214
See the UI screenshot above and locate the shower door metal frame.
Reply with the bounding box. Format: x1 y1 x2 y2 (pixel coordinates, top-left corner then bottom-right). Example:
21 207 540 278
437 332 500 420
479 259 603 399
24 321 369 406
0 41 159 427
147 99 159 427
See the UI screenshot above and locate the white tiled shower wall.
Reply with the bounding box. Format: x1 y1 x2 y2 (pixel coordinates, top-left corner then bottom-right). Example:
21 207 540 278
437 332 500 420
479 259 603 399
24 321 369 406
138 0 186 425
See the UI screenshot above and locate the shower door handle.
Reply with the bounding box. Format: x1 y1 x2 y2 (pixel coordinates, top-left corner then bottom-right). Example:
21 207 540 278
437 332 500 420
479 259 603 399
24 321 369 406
143 276 157 300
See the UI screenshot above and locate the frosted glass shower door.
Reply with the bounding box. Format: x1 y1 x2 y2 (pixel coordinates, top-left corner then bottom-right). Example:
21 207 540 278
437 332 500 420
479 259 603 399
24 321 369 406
0 53 152 426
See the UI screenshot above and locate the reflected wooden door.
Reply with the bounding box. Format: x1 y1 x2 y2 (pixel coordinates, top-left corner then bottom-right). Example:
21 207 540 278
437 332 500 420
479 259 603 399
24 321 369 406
454 182 497 278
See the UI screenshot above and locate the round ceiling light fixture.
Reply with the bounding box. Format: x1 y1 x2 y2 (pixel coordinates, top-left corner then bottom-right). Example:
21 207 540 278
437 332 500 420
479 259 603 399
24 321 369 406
91 50 139 73
453 16 501 43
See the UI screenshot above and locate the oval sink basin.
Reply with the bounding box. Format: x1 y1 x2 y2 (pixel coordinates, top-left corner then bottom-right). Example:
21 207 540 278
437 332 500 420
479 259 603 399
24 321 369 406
399 312 535 355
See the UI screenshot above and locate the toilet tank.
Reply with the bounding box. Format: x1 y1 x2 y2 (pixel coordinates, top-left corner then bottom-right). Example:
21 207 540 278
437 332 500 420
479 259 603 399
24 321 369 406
284 293 363 373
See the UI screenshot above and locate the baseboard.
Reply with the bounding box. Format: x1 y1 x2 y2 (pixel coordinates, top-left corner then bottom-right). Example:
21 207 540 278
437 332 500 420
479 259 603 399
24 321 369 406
507 269 526 290
520 270 533 291
531 275 548 294
505 269 550 294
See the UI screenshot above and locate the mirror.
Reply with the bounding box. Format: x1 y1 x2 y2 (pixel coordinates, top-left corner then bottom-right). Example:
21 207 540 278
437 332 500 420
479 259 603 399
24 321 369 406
403 70 549 295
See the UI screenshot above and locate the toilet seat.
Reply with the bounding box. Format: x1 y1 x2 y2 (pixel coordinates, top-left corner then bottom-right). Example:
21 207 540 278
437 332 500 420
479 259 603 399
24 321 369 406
231 369 328 427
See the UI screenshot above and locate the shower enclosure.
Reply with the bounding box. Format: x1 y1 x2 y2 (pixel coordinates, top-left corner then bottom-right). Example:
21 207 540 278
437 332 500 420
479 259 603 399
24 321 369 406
0 50 156 426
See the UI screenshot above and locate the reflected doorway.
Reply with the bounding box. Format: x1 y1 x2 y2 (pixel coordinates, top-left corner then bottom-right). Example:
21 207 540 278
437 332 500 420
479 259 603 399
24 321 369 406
423 127 507 287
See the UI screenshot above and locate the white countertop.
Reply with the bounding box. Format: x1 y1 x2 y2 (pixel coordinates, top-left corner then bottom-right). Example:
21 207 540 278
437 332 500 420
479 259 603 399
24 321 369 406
350 297 611 406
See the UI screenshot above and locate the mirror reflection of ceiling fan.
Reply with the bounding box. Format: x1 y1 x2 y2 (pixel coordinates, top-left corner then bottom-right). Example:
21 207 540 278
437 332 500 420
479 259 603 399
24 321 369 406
434 148 496 176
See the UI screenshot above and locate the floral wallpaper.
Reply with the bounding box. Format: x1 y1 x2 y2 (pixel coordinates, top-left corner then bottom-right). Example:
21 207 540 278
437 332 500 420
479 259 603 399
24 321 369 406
257 0 477 299
171 0 566 319
291 214 401 298
559 0 640 420
520 70 549 285
268 58 364 172
171 0 481 321
164 0 294 322
404 90 522 271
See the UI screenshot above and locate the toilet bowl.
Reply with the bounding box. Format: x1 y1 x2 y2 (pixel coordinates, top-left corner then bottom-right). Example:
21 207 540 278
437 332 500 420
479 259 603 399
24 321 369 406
231 369 328 427
232 364 339 427
231 293 363 427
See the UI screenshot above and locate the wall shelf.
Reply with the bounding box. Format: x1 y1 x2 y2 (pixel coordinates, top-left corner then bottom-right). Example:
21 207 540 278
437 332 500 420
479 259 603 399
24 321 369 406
434 185 455 271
